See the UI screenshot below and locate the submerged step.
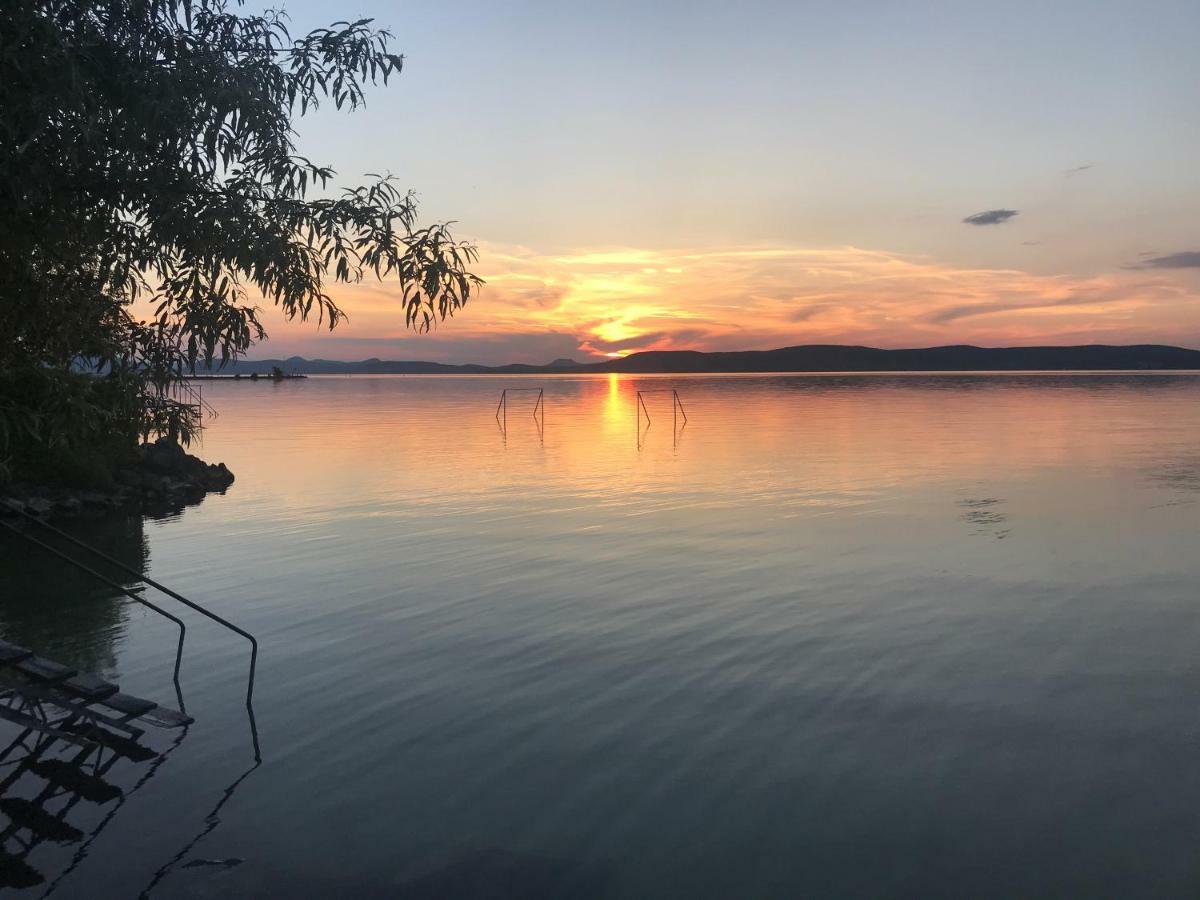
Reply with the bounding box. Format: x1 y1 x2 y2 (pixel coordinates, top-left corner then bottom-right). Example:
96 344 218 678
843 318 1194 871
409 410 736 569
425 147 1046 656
3 644 195 729
0 640 32 664
14 656 77 683
0 704 95 747
5 683 143 739
141 705 193 728
98 692 157 719
61 672 119 702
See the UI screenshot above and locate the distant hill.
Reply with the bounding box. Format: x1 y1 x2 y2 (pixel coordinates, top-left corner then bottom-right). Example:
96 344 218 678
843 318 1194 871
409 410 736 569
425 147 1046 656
196 344 1200 376
599 344 1200 373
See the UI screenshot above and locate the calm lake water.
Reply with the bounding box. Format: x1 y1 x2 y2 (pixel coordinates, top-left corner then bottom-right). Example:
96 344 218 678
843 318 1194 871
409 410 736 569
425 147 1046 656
3 372 1200 897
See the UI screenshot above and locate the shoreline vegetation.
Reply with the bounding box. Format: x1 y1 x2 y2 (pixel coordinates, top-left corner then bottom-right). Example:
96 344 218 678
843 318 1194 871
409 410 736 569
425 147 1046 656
2 2 477 504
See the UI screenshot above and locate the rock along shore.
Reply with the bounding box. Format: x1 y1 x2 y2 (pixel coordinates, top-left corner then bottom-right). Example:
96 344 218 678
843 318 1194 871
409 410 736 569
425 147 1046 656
0 437 234 520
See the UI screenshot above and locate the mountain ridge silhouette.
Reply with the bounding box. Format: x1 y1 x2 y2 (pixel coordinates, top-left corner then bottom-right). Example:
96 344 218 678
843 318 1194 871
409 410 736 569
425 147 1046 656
197 344 1200 375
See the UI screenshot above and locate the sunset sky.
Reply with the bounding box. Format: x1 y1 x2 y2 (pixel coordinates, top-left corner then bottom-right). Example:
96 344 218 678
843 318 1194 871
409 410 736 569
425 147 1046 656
258 0 1199 364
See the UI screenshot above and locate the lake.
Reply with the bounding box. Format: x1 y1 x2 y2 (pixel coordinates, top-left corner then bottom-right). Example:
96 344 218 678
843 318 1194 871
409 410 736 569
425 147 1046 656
2 372 1200 897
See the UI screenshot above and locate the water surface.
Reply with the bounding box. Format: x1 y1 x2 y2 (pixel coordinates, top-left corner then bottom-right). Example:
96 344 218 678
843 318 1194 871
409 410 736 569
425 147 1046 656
2 373 1200 896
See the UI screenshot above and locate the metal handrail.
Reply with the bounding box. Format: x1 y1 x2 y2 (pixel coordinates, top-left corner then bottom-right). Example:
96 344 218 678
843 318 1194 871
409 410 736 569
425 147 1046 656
173 380 218 420
1 502 257 707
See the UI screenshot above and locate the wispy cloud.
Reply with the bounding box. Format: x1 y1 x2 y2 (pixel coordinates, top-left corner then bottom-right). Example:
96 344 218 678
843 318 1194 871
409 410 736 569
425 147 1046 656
927 294 1114 324
1127 251 1200 270
963 209 1020 226
788 304 834 322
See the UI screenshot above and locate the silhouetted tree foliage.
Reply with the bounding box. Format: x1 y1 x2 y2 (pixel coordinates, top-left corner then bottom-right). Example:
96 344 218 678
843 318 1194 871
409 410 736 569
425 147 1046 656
0 0 480 481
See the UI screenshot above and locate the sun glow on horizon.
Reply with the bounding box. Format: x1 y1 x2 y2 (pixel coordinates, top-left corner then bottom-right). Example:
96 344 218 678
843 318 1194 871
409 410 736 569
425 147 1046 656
248 241 1200 365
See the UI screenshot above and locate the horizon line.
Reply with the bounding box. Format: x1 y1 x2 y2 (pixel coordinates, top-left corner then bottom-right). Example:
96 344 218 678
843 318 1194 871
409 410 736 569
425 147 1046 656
232 340 1200 368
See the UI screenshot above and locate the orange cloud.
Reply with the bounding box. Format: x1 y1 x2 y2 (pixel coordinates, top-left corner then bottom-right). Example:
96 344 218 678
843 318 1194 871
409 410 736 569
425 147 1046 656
240 243 1200 363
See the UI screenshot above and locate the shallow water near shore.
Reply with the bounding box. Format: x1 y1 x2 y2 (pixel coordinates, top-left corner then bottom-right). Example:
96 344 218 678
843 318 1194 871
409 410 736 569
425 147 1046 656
2 372 1200 897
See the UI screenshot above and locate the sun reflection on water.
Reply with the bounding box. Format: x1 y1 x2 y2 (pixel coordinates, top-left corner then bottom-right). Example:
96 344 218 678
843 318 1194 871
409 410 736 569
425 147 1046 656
602 372 629 436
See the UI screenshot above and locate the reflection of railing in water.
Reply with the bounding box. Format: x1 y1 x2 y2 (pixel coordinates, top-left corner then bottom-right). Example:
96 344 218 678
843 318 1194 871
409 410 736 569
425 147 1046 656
636 389 688 449
136 753 262 898
495 388 545 443
0 684 187 892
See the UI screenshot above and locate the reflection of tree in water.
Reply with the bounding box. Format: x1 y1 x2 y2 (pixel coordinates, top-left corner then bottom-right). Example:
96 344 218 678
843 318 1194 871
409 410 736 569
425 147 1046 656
0 514 147 675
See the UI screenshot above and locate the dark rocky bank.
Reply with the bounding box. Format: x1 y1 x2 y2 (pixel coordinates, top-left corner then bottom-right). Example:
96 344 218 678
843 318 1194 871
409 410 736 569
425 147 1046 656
0 437 233 520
